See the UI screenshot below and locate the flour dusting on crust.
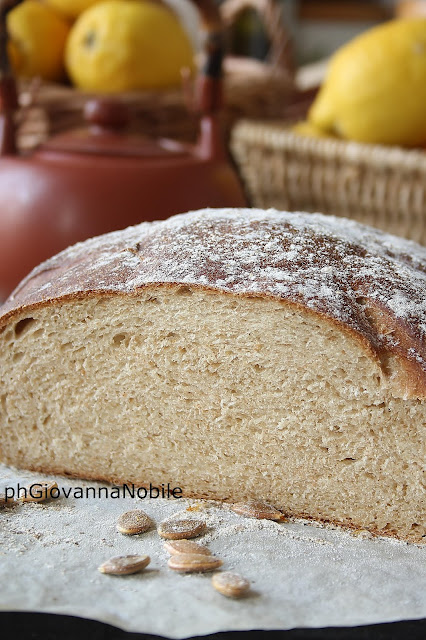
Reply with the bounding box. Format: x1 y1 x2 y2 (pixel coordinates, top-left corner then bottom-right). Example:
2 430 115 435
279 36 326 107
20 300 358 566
2 208 426 387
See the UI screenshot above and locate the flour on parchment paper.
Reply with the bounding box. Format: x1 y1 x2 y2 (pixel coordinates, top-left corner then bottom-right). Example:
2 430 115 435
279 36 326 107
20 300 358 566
1 465 426 637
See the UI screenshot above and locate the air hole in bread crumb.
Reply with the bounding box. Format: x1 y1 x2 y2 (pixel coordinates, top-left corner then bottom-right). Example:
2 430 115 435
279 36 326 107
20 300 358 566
14 317 36 337
113 333 128 346
12 352 24 363
341 458 356 464
176 287 193 295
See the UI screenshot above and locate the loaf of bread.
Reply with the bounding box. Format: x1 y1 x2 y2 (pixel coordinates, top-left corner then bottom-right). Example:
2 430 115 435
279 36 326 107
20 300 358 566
0 208 425 542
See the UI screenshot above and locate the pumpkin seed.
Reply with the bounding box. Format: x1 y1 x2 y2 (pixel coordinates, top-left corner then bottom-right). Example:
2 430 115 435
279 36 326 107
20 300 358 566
158 518 206 540
20 481 58 503
230 500 286 521
98 555 150 575
163 539 211 556
168 553 222 573
117 509 153 535
212 571 250 597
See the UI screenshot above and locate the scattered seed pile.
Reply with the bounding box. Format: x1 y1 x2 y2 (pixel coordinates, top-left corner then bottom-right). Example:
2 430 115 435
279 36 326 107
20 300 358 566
100 500 281 596
2 483 292 599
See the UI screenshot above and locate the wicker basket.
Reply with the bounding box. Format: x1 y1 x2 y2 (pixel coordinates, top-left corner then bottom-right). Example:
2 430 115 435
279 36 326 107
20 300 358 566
231 120 426 245
16 0 295 150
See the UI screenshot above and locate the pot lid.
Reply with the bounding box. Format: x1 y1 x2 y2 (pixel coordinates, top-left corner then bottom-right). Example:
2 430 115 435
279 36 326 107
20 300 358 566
41 99 191 159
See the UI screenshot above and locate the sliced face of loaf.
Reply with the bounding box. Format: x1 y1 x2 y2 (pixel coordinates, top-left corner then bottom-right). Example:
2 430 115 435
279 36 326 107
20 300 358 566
0 208 425 542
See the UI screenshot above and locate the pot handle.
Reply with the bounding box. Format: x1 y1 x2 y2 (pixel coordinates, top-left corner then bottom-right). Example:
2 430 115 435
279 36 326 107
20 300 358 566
186 0 224 114
219 0 294 75
0 0 225 155
0 0 23 155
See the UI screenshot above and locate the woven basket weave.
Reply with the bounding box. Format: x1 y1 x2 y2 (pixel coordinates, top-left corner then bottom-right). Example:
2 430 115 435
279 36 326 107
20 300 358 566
231 120 426 245
16 0 295 150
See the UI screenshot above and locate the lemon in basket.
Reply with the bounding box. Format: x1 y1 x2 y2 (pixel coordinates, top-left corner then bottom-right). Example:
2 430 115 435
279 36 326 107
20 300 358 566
308 18 426 147
65 0 195 92
45 0 101 20
7 0 70 82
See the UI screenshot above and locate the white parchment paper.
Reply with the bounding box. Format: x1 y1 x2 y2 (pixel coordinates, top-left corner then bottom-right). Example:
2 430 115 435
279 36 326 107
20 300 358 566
0 463 425 637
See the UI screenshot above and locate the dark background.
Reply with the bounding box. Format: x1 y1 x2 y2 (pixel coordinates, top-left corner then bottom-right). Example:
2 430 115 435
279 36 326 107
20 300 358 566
1 613 426 640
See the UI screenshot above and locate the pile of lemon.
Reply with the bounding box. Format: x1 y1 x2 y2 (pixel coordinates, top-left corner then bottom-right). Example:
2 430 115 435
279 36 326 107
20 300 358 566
295 18 426 148
7 0 195 91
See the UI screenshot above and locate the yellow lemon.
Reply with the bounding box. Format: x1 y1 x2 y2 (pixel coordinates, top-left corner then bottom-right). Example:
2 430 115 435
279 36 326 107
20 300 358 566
309 19 426 147
45 0 101 20
7 0 70 82
65 0 195 92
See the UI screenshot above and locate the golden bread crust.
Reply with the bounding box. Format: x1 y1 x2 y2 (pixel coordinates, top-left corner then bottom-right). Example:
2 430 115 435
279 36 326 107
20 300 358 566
1 208 426 398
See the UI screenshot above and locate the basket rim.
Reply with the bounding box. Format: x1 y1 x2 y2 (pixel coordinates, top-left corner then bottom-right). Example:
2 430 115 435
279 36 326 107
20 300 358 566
231 119 426 171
